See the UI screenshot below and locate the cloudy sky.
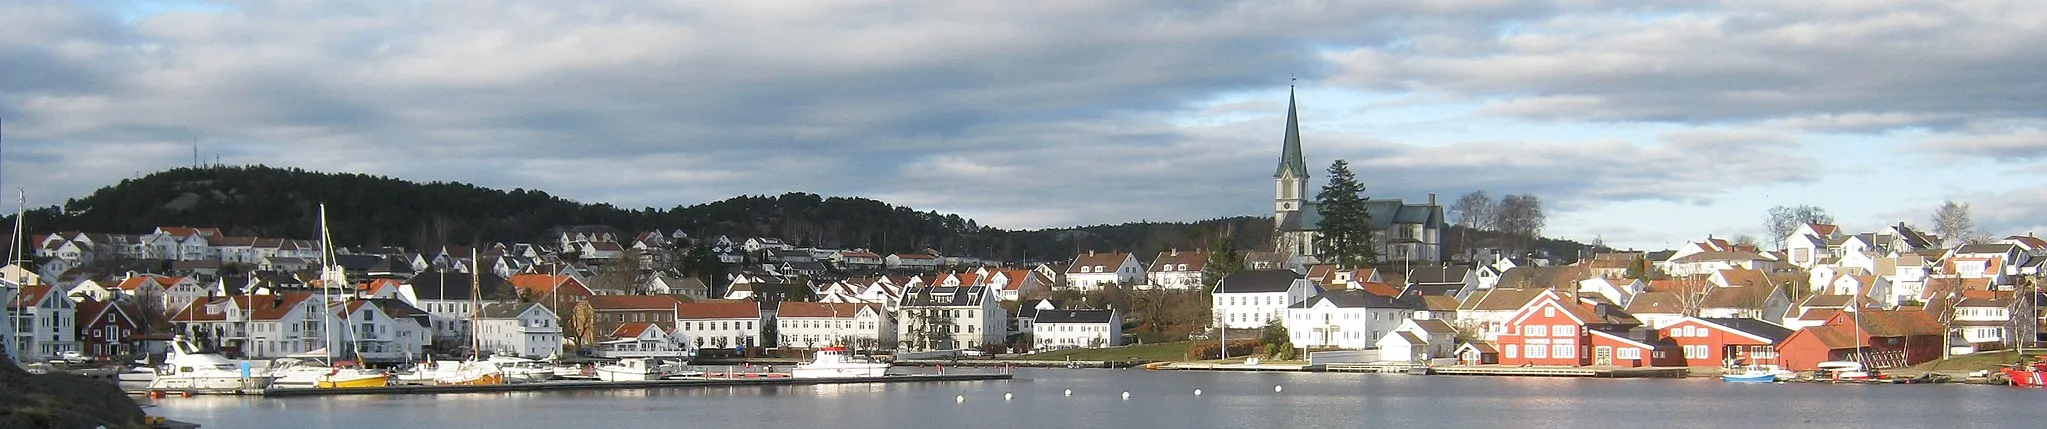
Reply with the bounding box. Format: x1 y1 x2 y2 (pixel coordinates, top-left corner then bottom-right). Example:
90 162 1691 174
3 0 2043 250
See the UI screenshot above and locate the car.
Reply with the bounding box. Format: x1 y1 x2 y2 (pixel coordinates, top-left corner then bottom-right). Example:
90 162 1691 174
961 350 987 358
58 351 88 363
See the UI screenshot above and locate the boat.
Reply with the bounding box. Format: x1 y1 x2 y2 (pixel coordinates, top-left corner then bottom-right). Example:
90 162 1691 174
1815 361 1879 381
791 346 890 378
117 364 160 391
266 356 390 389
399 360 506 385
595 358 684 381
486 355 557 383
2001 362 2047 387
146 338 276 394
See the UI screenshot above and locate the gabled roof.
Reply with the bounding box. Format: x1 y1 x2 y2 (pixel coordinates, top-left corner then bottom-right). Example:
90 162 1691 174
1289 289 1419 310
405 271 516 301
901 286 990 307
478 302 548 319
1069 252 1133 273
776 302 873 318
585 294 685 311
1406 318 1458 335
1625 291 1684 315
610 322 661 339
1419 295 1461 312
1406 265 1472 284
1215 270 1304 294
1693 317 1795 343
1459 288 1547 312
1147 250 1209 273
1036 309 1116 324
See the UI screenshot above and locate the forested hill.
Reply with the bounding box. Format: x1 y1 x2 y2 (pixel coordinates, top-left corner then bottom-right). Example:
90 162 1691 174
3 165 1272 262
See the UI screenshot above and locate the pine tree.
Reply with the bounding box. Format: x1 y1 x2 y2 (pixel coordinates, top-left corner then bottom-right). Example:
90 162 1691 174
1203 226 1243 290
1315 160 1376 268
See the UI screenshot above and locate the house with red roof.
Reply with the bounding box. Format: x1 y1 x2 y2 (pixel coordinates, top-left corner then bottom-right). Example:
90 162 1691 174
592 321 690 358
578 294 686 341
836 250 886 271
169 292 325 358
1775 309 1943 370
74 298 143 361
1144 249 1209 291
1065 250 1143 291
1494 289 1679 367
8 284 78 361
884 252 941 272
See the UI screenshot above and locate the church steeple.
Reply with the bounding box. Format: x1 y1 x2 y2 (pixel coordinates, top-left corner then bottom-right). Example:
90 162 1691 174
1274 84 1308 180
1274 82 1309 216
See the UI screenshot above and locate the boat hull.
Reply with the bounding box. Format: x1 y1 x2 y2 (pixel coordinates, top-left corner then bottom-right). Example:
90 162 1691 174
148 375 276 394
1721 373 1778 383
790 364 890 379
2003 368 2045 387
317 374 391 389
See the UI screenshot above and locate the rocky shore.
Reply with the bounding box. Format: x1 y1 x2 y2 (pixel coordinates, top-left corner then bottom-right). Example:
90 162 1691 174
0 357 149 429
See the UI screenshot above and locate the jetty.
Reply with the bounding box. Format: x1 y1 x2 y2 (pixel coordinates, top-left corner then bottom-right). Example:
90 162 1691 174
241 373 1010 397
1319 364 1688 378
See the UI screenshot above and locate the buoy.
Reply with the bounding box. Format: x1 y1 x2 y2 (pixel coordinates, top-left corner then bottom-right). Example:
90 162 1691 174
1274 385 1284 393
1194 388 1203 396
1064 388 1072 396
1004 392 1013 401
1121 391 1131 400
956 394 965 403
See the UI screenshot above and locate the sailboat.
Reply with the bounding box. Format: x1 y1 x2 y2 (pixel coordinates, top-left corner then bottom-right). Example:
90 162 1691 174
402 249 506 386
270 203 390 389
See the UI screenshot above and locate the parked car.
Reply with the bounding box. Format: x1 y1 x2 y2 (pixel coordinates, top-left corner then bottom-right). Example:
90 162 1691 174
58 351 88 363
961 350 987 357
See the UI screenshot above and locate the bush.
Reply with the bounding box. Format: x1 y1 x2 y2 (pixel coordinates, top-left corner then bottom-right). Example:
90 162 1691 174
1185 340 1261 360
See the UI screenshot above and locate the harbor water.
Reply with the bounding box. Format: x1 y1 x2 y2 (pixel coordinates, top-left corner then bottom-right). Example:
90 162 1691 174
149 367 2047 428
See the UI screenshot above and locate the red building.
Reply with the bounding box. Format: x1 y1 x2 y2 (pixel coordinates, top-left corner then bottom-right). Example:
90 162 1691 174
1658 317 1794 368
74 298 143 361
1775 309 1943 371
1496 289 1680 367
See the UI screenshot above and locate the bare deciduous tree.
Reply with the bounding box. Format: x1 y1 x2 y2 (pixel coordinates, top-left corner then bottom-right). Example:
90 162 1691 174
1764 205 1834 250
1932 199 1983 248
1493 194 1546 249
1450 190 1496 231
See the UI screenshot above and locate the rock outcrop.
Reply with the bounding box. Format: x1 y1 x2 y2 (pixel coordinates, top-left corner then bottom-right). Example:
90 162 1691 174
0 356 148 429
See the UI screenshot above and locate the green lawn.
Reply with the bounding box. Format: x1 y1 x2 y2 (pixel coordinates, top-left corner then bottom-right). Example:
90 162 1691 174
1012 341 1198 362
1913 349 2047 372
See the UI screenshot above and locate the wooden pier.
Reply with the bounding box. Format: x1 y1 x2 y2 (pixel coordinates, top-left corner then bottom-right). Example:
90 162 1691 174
146 373 1011 398
1426 365 1689 378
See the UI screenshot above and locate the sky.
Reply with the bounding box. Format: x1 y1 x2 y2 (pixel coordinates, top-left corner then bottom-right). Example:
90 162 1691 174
2 0 2043 251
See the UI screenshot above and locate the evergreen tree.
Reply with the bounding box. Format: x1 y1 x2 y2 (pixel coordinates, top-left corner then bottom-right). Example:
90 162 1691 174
1202 226 1243 290
1314 160 1376 267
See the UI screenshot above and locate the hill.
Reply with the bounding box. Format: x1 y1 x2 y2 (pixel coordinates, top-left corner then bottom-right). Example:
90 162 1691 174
3 165 1274 262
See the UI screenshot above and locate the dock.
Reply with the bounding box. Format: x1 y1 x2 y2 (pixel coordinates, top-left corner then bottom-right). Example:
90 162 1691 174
242 373 1011 397
1425 365 1689 378
893 359 1140 369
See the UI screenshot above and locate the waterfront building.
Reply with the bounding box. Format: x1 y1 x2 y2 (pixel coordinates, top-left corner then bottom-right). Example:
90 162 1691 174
1775 309 1942 370
1377 318 1458 363
1031 308 1120 351
989 268 1053 302
475 302 562 359
776 302 892 350
1212 269 1319 330
672 301 762 351
329 298 430 362
398 271 517 341
1064 251 1142 291
896 285 1006 352
1282 290 1415 350
1494 289 1679 367
592 322 690 358
578 295 686 342
73 298 142 361
1657 317 1793 368
169 292 325 359
1453 287 1547 341
1951 295 2020 354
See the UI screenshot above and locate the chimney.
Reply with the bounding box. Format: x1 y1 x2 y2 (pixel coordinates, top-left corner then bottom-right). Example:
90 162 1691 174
1428 193 1437 206
1171 248 1179 257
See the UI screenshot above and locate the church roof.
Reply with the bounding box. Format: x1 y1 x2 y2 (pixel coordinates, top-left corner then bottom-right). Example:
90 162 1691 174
1275 87 1309 179
1277 200 1445 232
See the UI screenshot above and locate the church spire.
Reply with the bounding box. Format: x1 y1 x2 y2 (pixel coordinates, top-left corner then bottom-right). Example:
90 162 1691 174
1274 82 1308 179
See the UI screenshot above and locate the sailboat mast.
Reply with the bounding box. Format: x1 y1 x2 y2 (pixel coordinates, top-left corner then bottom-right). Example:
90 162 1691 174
470 247 480 359
320 203 334 364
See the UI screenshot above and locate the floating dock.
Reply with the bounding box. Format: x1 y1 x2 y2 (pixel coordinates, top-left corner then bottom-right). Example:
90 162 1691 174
144 373 1011 398
1425 365 1689 378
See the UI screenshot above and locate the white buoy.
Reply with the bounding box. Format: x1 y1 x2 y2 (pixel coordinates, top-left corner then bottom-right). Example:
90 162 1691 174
1194 388 1203 396
1121 391 1131 400
1274 385 1284 393
1004 392 1013 401
1064 388 1073 397
956 394 965 403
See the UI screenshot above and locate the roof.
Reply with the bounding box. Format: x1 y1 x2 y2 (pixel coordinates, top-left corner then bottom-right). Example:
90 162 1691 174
1420 295 1461 312
1407 318 1458 335
901 286 990 307
478 302 547 319
1459 288 1547 312
1290 289 1419 310
1406 265 1472 284
1695 317 1795 343
674 301 759 319
610 322 660 339
1802 309 1943 349
509 274 583 295
1671 251 1769 263
1148 250 1209 273
1799 294 1857 309
1702 282 1782 310
775 302 873 318
1624 291 1685 315
585 294 685 311
168 292 319 322
1495 266 1589 289
1069 252 1133 273
1955 243 2019 255
406 271 516 301
1551 296 1640 326
1036 309 1116 324
10 284 54 308
1215 270 1304 294
1277 199 1445 232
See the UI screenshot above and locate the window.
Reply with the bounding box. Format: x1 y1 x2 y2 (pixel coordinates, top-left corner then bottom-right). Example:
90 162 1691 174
1543 307 1556 318
1525 343 1548 359
1616 348 1641 360
1553 325 1575 337
1505 344 1518 359
1552 343 1574 358
1526 325 1548 337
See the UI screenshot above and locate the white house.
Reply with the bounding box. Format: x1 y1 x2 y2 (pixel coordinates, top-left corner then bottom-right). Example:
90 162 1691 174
1031 308 1121 351
1951 296 2018 355
396 271 515 341
1282 290 1416 350
896 285 1007 352
1453 288 1549 340
1144 249 1209 290
592 322 692 359
1065 251 1144 291
776 302 894 351
329 299 430 363
476 302 563 359
1576 277 1644 307
170 292 326 359
1213 269 1321 329
6 284 78 362
673 301 762 351
884 253 942 272
1376 318 1459 363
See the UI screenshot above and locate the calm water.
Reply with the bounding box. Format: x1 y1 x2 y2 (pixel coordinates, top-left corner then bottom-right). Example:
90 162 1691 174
150 367 2047 428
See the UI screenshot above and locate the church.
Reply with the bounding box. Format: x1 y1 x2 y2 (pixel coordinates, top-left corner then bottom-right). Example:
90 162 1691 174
1268 87 1446 266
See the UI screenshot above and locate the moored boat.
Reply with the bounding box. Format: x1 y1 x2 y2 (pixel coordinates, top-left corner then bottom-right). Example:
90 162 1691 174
791 346 890 379
487 355 557 383
146 338 275 394
2000 362 2047 387
267 356 390 389
595 358 679 382
1721 365 1792 383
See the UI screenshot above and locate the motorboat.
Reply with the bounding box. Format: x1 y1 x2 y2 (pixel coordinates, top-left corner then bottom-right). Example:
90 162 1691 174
595 358 683 381
267 357 390 389
399 360 505 385
1814 361 1879 381
791 346 890 379
2001 362 2047 387
146 338 275 394
486 355 557 383
1721 365 1791 383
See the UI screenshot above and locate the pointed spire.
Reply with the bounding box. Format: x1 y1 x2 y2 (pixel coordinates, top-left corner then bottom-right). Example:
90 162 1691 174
1275 84 1308 179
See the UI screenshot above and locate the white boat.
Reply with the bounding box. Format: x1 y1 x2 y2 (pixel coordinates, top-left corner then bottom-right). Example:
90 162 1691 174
397 360 506 385
117 365 159 391
791 346 890 379
1721 365 1792 383
146 338 275 394
266 357 390 389
595 358 681 381
486 355 556 383
1816 360 1875 381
